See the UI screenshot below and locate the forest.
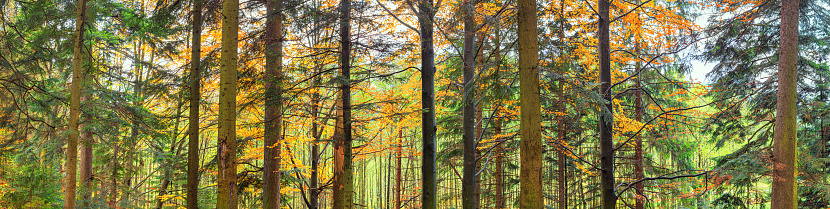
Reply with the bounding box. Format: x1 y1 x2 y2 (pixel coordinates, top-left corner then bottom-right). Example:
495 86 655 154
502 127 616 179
0 0 828 208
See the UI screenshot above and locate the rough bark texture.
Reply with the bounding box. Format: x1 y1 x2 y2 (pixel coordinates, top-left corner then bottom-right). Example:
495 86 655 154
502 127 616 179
518 0 543 207
262 0 284 208
418 0 438 208
333 0 354 207
65 0 87 207
771 0 800 207
186 0 202 207
598 0 616 207
217 0 239 205
461 1 477 208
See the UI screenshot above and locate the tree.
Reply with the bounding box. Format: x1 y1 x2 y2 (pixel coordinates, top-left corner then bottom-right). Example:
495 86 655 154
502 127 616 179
417 0 438 208
262 0 284 208
186 0 203 207
65 0 87 207
332 0 354 208
517 0 543 208
597 0 615 207
217 0 240 205
461 0 477 208
771 0 800 207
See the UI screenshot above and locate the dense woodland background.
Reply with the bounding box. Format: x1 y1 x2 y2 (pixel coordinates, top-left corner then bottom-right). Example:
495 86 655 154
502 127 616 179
0 0 828 208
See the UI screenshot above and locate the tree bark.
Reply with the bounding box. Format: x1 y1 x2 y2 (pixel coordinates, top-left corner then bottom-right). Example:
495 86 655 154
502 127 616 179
598 0 616 207
418 0 438 207
461 1 477 208
309 70 321 209
80 84 93 206
633 44 644 209
333 0 354 207
262 0 284 208
518 0 543 207
557 81 567 209
771 0 800 207
65 0 87 207
396 129 403 209
186 0 203 207
494 116 505 209
217 0 239 205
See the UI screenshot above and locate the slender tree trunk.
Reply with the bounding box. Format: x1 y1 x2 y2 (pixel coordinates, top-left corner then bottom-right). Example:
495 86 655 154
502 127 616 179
263 0 284 208
309 69 321 209
331 95 343 209
461 1 477 208
186 0 203 207
494 117 505 209
396 129 402 209
65 0 87 207
598 0 615 206
518 0 543 207
771 0 800 207
333 0 354 207
80 95 93 206
474 31 485 209
492 17 505 209
217 0 239 205
557 81 567 209
418 0 438 207
633 44 645 209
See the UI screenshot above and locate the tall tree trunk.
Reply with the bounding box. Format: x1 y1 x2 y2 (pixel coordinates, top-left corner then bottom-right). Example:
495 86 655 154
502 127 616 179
217 0 239 205
396 129 403 209
494 116 505 209
474 31 485 209
418 0 438 207
557 81 567 209
65 0 87 207
186 0 203 207
598 0 615 207
309 69 321 209
262 0 284 208
80 95 93 206
556 1 568 208
771 0 800 207
331 95 343 209
333 0 354 207
461 1 477 208
492 16 505 209
633 43 645 209
518 0 543 207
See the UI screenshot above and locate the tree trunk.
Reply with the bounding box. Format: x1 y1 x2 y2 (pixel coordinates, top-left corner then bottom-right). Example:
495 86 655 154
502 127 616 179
418 0 438 207
461 1 477 208
65 0 87 207
518 0 543 207
633 44 645 209
262 0 284 208
309 69 321 209
80 95 93 206
396 129 403 209
771 0 800 207
186 0 203 207
333 0 354 207
494 116 505 209
557 81 567 209
598 0 615 207
217 0 239 205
